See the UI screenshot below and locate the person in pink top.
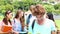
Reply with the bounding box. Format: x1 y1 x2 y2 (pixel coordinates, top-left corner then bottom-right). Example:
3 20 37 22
0 10 13 34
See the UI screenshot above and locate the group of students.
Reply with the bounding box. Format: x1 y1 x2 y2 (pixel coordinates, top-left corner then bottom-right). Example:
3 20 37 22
0 4 57 34
0 9 26 34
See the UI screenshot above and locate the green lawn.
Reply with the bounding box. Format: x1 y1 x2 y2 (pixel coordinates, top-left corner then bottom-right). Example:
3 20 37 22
55 20 60 30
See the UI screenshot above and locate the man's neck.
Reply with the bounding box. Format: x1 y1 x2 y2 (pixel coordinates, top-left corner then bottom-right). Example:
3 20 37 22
37 18 45 25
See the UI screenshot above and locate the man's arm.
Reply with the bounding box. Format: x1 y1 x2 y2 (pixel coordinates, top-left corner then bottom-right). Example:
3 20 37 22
51 20 57 34
51 30 57 34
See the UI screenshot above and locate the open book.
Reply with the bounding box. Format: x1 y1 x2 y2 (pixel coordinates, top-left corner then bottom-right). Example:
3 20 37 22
1 25 12 32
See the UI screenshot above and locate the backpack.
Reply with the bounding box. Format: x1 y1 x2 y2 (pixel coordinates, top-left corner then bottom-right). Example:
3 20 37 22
26 14 32 25
26 14 35 30
32 19 35 30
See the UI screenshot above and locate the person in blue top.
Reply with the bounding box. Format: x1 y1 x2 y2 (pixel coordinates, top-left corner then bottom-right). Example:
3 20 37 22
28 4 57 34
12 9 26 34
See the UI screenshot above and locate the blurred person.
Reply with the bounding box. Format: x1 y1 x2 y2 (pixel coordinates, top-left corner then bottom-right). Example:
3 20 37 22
26 5 36 25
25 5 36 28
47 12 55 21
26 5 38 33
47 12 60 34
47 12 57 27
12 9 26 34
0 10 13 34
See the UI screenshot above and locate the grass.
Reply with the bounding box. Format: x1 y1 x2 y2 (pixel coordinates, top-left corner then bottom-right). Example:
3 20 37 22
55 20 60 30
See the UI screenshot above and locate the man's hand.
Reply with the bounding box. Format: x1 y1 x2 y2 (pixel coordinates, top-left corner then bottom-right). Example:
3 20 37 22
51 31 57 34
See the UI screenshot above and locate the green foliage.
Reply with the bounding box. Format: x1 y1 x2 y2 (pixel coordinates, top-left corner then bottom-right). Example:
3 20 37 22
54 10 60 14
0 4 14 14
54 3 60 14
43 4 55 12
0 0 60 14
0 0 13 14
54 3 60 10
13 1 20 9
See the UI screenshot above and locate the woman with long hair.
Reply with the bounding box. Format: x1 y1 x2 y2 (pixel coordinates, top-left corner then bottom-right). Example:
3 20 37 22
12 9 26 34
0 10 13 34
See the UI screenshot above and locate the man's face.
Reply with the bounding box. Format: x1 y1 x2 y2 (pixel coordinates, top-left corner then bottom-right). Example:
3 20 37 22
30 5 36 15
36 12 45 20
31 8 35 14
30 7 36 14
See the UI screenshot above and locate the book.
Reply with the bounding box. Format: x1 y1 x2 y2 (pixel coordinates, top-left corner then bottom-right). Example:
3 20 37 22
1 25 12 32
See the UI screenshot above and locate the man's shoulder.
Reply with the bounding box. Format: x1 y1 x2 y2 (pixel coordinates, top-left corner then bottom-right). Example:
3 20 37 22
46 18 53 22
45 18 55 27
45 18 54 24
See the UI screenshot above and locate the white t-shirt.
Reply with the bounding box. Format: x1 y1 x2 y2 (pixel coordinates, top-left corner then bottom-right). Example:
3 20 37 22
28 18 56 34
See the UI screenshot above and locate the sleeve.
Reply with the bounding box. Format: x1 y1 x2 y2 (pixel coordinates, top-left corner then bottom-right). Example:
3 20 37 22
12 20 16 30
51 20 57 32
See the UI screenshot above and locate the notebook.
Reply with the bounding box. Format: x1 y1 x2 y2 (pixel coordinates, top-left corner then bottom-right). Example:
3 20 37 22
1 25 12 32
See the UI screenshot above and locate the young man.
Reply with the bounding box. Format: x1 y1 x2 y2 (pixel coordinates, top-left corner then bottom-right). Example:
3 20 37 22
28 4 57 34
